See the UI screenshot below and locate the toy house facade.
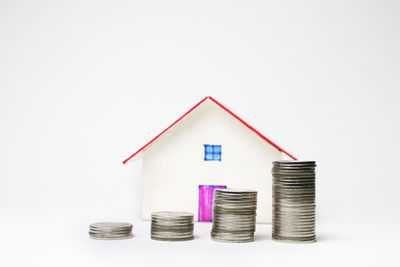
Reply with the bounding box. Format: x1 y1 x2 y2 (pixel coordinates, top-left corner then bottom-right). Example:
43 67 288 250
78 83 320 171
123 97 296 223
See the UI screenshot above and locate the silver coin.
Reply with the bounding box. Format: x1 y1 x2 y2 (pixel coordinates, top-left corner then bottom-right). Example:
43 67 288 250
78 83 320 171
151 232 193 236
273 160 316 165
89 222 133 240
211 232 254 243
89 230 132 235
150 211 194 242
89 232 132 237
273 227 315 232
89 236 133 240
211 188 258 243
215 188 257 193
272 161 316 243
152 211 193 219
90 222 132 229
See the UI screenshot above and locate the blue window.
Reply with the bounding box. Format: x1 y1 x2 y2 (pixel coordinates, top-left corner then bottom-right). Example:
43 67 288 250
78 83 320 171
204 144 221 161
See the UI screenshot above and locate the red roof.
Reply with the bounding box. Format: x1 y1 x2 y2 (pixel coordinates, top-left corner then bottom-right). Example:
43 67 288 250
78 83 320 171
123 96 296 164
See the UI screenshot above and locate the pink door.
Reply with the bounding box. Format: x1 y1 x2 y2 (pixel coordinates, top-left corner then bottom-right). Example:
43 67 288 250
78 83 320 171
198 185 227 222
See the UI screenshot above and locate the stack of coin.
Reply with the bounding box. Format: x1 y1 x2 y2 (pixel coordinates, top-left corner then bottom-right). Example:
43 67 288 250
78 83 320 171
272 161 316 243
151 211 194 241
89 222 133 240
211 188 257 243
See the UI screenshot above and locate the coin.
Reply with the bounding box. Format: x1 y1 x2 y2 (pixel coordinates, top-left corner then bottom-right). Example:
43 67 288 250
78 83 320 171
272 161 316 243
89 222 133 240
151 211 194 241
211 188 257 243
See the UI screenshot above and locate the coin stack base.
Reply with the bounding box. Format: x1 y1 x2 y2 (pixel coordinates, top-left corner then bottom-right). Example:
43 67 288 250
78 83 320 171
211 189 257 243
89 222 133 240
272 161 316 243
151 211 194 241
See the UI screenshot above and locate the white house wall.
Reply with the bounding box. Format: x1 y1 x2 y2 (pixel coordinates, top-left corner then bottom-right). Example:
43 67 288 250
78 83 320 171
140 99 282 223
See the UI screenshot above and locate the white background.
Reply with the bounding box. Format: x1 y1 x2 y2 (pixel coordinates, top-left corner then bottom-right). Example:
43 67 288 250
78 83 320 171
1 0 399 266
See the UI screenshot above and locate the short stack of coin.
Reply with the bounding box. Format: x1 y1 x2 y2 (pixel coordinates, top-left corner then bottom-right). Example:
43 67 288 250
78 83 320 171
272 161 316 243
211 189 257 243
89 222 133 240
151 211 194 241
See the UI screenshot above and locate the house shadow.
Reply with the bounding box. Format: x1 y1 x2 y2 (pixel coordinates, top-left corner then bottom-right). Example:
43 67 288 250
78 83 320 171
254 232 271 242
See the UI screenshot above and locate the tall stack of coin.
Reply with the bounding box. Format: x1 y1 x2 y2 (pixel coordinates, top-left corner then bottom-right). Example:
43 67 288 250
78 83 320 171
151 211 194 241
89 222 133 240
272 161 316 243
211 189 257 243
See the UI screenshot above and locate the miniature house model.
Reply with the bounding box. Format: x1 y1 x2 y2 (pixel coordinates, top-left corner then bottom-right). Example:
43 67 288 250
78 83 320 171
123 96 296 223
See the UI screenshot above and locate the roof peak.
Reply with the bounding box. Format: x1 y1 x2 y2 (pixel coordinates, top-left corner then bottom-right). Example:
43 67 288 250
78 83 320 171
123 96 296 164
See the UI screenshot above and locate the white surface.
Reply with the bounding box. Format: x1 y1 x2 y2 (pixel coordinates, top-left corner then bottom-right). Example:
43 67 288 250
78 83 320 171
140 98 282 223
2 212 399 267
1 0 400 266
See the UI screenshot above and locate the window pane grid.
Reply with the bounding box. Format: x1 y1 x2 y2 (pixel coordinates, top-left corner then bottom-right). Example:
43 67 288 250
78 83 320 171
204 144 221 161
